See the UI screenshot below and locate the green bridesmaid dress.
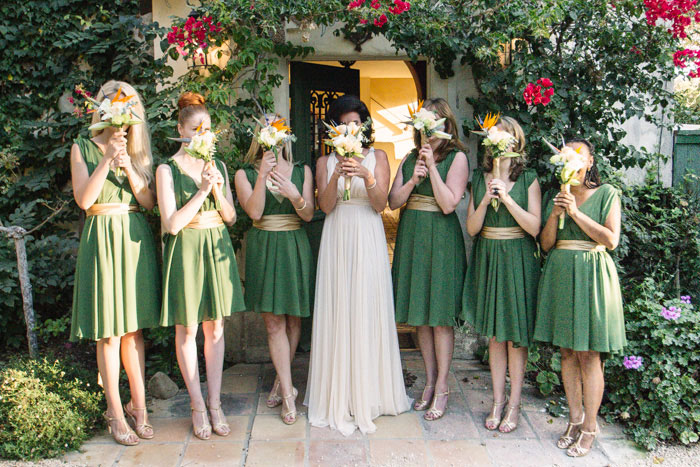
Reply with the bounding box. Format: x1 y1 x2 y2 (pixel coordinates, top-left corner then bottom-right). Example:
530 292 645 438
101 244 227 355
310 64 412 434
160 158 245 326
70 137 161 341
533 184 626 354
461 168 540 347
393 149 467 327
242 164 313 316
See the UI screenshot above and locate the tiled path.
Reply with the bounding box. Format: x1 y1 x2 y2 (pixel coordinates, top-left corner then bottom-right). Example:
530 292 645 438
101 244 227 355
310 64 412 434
63 353 649 467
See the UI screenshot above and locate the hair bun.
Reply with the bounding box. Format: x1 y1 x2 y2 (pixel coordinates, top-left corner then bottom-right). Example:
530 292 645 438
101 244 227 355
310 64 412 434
178 92 206 110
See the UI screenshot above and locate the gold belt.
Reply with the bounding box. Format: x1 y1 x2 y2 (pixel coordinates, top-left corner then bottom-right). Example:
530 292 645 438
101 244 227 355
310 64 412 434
185 211 224 229
480 226 526 239
253 214 302 232
555 240 606 252
86 203 139 217
406 194 441 212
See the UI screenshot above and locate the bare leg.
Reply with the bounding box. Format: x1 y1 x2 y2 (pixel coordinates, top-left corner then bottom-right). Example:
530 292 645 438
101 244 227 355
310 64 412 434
558 347 584 447
120 330 153 438
175 324 210 439
577 350 604 450
285 316 302 364
202 319 229 435
263 313 295 419
97 336 138 444
415 326 437 407
431 326 454 412
499 342 528 432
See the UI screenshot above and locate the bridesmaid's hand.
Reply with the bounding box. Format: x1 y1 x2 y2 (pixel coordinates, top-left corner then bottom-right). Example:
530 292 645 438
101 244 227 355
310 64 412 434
268 171 301 200
410 160 428 185
199 164 216 195
341 158 370 180
554 191 579 217
487 179 511 204
418 144 436 170
103 129 127 162
259 151 277 178
112 148 133 174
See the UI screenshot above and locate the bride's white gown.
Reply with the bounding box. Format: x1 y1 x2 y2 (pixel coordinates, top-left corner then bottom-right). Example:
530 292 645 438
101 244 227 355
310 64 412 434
305 149 412 436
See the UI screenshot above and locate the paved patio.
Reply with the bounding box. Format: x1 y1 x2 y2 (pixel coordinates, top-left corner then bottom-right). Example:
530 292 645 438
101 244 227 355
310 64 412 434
63 352 650 467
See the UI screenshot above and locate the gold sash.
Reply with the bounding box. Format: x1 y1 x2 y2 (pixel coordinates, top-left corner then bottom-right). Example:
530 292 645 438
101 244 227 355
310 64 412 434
86 203 139 217
480 226 526 240
253 214 302 232
406 194 441 212
555 240 606 252
185 211 224 230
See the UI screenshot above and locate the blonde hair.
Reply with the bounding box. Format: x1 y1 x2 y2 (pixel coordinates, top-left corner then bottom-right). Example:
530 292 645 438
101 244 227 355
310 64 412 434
91 80 153 185
413 98 467 162
244 114 294 166
482 115 527 181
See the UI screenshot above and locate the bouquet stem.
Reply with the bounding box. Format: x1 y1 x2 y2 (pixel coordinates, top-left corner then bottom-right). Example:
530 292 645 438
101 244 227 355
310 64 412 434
491 158 501 212
114 126 124 178
344 175 352 201
559 183 569 229
418 131 429 185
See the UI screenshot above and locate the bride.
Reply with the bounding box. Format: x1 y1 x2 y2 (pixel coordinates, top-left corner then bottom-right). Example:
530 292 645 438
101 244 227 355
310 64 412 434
305 95 412 436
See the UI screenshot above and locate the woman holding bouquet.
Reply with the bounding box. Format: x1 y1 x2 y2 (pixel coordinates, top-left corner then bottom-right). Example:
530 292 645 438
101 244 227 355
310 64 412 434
462 116 541 433
70 80 160 446
305 95 411 436
234 119 314 425
389 98 469 421
157 92 245 440
534 139 625 457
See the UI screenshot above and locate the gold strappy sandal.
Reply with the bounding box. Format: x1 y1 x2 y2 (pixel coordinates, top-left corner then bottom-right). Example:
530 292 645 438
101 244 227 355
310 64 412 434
566 424 600 458
123 401 154 439
190 405 212 440
498 403 521 433
281 388 299 425
207 402 230 436
103 412 139 446
557 414 585 449
424 391 449 421
485 398 507 431
266 378 283 408
413 385 434 411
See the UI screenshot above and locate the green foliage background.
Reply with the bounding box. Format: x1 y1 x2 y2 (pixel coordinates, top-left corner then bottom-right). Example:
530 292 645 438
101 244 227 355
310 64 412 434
0 0 699 453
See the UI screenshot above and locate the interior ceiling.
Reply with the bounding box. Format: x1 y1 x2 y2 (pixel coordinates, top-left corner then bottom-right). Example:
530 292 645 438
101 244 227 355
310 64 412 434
308 60 413 79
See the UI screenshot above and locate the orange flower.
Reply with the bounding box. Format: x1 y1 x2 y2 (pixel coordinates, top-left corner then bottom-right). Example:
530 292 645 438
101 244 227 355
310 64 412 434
407 99 424 118
270 118 291 133
477 112 500 131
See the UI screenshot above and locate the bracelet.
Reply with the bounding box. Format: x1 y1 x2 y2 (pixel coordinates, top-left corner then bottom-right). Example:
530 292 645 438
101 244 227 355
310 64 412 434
366 180 377 190
294 198 307 211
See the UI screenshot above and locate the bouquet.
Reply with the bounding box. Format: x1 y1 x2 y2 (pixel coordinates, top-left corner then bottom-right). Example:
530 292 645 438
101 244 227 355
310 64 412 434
471 112 520 211
403 100 452 185
323 119 371 201
543 138 588 229
254 116 296 202
85 86 142 177
255 116 296 161
184 122 218 162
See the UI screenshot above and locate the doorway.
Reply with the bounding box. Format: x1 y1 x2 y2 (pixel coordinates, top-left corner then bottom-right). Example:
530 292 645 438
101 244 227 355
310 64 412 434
291 60 425 350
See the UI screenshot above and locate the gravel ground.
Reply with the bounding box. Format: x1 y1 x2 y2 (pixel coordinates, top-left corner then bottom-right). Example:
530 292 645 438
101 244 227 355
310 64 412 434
615 443 700 467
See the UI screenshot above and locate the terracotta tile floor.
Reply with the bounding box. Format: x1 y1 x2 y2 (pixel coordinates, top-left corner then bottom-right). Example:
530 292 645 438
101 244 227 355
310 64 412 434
63 353 647 466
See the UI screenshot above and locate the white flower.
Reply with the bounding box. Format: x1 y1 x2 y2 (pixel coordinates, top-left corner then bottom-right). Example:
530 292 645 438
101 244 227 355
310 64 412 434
186 130 217 161
486 128 514 146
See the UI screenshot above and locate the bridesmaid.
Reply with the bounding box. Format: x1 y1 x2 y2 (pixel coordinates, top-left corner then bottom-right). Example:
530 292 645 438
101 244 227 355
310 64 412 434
389 98 469 421
70 80 160 446
234 117 314 425
534 138 625 458
462 116 541 433
157 92 245 440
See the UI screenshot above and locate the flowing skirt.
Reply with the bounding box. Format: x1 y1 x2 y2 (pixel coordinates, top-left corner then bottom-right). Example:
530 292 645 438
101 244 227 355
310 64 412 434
305 202 411 436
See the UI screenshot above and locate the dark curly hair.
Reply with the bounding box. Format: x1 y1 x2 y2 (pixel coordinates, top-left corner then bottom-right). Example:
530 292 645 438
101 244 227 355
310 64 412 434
565 138 601 188
326 95 374 148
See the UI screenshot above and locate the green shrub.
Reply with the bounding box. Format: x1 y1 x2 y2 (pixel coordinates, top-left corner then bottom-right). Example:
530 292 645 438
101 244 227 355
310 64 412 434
601 279 700 450
0 357 104 460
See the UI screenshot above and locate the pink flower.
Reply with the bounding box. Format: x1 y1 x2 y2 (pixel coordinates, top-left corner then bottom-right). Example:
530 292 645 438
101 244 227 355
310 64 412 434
374 13 388 27
661 306 681 320
85 91 92 97
371 0 380 9
68 96 74 104
537 77 553 87
176 44 188 56
623 356 643 370
360 18 368 24
681 295 692 304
